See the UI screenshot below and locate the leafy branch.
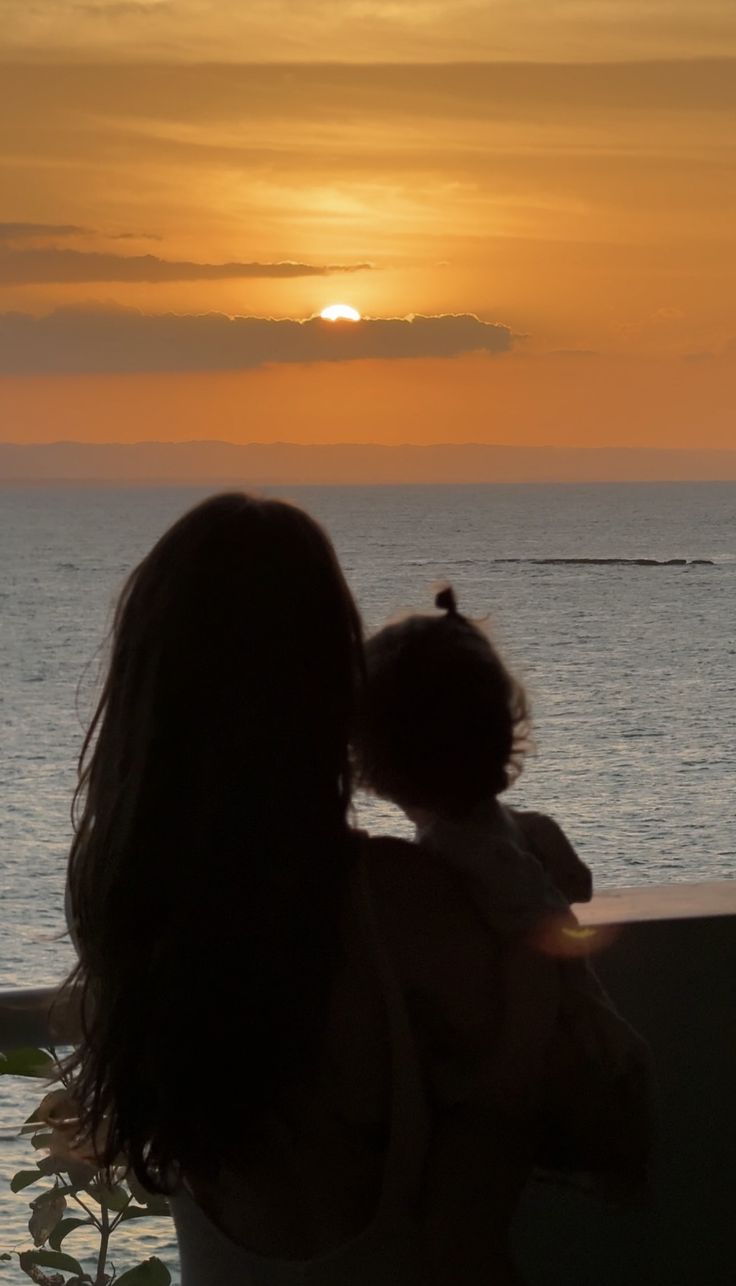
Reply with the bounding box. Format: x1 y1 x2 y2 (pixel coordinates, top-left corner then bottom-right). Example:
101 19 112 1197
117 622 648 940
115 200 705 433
1 1047 172 1286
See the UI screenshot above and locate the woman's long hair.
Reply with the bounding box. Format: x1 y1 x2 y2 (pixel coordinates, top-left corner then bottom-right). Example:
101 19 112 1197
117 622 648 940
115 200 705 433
64 493 364 1187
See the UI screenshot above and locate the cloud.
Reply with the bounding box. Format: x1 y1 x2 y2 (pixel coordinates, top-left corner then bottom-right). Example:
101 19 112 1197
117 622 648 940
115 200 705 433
0 222 90 241
545 348 600 358
73 1 172 15
653 306 686 320
109 231 163 240
5 3 736 64
0 306 513 374
683 337 736 362
0 246 373 285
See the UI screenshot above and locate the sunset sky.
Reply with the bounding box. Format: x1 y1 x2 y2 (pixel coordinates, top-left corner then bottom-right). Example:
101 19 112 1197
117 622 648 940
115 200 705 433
2 2 735 472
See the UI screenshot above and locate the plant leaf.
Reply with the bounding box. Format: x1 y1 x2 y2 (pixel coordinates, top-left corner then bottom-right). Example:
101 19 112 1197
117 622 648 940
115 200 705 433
115 1259 171 1286
48 1217 90 1252
122 1175 170 1216
87 1182 129 1211
37 1154 66 1177
142 1195 169 1216
10 1169 41 1192
65 1160 96 1189
0 1048 54 1078
30 1188 67 1207
117 1205 156 1222
29 1191 67 1246
19 1248 85 1276
125 1173 155 1205
31 1132 55 1150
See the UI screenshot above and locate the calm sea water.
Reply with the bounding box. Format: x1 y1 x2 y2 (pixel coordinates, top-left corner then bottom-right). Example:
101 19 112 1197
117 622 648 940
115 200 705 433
1 481 735 1270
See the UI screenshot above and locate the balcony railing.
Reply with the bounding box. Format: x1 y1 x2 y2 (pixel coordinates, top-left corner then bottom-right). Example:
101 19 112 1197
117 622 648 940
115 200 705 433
2 880 735 1285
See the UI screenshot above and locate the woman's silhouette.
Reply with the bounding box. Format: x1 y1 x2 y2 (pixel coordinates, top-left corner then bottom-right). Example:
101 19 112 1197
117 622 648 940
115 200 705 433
62 492 646 1285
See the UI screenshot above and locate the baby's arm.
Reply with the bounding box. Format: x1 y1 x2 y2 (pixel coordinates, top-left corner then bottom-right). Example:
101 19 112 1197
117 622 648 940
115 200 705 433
512 811 593 904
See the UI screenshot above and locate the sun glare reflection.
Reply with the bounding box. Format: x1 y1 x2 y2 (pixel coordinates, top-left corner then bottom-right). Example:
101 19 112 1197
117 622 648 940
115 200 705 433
532 915 620 959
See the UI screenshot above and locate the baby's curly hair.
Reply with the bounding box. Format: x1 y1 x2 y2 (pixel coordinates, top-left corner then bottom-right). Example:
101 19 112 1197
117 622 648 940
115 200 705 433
357 586 529 818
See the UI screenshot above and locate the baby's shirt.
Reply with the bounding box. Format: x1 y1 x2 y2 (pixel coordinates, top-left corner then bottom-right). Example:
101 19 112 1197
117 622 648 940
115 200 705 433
415 800 632 1065
415 800 590 935
415 798 591 1096
416 800 653 1183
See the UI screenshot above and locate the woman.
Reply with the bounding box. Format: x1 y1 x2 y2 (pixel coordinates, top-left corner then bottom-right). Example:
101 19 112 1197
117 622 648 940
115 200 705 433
61 492 644 1285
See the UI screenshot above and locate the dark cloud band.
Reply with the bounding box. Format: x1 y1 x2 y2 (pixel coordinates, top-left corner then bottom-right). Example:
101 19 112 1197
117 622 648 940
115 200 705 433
0 307 513 374
0 222 91 241
0 246 372 285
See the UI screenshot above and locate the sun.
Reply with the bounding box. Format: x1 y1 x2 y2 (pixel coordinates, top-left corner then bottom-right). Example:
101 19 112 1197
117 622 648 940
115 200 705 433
320 303 361 322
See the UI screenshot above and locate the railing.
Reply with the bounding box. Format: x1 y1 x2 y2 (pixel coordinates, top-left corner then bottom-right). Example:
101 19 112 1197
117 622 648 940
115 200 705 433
516 879 736 1286
0 986 77 1050
2 881 735 1285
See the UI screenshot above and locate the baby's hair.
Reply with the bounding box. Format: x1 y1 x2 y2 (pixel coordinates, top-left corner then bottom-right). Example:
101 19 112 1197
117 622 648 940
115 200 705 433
434 585 458 615
357 585 529 818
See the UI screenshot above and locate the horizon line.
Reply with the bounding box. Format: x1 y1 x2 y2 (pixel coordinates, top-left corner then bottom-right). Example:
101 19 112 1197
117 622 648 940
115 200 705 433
4 440 736 455
4 56 735 69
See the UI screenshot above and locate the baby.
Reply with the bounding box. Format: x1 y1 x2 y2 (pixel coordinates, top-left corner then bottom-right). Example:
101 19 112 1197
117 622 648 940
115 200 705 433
357 586 653 1187
358 585 591 924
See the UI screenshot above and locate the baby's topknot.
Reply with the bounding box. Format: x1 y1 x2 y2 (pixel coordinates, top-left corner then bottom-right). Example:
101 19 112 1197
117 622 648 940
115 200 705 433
359 584 529 814
435 585 459 616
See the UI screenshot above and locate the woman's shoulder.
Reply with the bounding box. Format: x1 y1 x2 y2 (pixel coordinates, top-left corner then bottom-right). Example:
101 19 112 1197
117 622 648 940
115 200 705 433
355 833 506 1024
355 832 560 1109
358 832 484 938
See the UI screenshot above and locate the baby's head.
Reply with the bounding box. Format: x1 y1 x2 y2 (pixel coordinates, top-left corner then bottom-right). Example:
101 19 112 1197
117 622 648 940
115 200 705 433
357 587 529 820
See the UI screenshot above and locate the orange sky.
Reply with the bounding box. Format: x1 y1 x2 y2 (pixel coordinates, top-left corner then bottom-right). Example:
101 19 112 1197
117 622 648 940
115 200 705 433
1 3 735 476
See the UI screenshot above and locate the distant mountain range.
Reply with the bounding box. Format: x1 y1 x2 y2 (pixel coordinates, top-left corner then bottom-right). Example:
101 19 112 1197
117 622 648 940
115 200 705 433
2 441 736 484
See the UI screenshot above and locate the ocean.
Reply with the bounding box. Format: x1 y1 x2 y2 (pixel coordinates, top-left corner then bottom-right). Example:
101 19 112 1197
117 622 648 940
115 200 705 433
1 480 735 1270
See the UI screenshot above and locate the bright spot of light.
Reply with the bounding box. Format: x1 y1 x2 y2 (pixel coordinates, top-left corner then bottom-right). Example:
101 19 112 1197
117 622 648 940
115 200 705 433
320 303 361 321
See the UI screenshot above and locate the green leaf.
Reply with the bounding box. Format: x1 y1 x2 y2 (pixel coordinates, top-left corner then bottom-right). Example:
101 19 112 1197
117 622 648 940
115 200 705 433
87 1182 129 1211
65 1160 96 1189
31 1132 55 1150
117 1205 155 1222
29 1191 67 1246
125 1173 154 1205
37 1153 66 1177
48 1217 90 1252
22 1095 61 1129
10 1169 41 1193
0 1047 54 1078
115 1259 171 1286
30 1187 67 1208
122 1175 170 1216
19 1248 85 1277
142 1195 170 1216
